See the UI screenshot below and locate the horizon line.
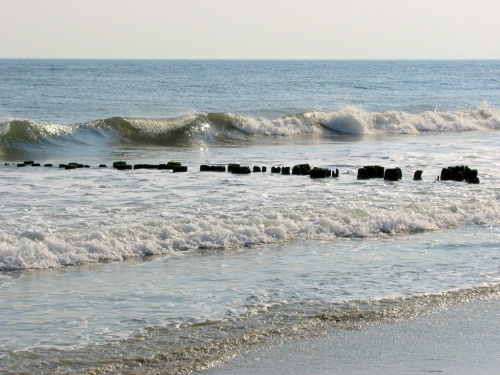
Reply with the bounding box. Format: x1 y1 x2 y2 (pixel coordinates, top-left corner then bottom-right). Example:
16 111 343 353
1 57 500 61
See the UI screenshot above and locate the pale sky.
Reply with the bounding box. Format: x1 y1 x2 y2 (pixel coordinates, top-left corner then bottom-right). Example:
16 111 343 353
1 0 499 59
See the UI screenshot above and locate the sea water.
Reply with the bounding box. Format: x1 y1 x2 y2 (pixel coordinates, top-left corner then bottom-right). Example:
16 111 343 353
0 60 499 374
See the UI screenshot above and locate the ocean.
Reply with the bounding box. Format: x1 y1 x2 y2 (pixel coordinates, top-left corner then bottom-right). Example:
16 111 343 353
0 59 499 374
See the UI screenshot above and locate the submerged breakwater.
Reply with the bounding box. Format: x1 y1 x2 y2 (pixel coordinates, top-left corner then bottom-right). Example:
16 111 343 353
5 160 481 184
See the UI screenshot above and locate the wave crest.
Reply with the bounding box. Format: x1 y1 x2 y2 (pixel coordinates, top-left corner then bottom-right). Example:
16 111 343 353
314 107 500 134
1 107 500 150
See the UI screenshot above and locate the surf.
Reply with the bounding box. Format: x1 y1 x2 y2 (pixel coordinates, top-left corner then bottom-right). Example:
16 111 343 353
1 107 499 152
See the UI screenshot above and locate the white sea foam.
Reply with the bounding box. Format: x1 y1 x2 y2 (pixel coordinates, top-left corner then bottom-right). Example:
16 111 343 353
209 107 500 136
228 114 319 136
1 196 499 270
309 107 500 134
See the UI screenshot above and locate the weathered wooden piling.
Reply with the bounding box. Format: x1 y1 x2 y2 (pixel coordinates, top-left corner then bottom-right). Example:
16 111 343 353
113 161 127 168
384 167 402 181
310 167 331 179
292 164 311 175
66 163 84 169
357 165 384 180
467 169 479 183
172 166 188 173
134 164 159 170
166 162 182 170
231 166 251 174
441 165 480 184
228 164 240 173
200 165 227 172
115 164 132 170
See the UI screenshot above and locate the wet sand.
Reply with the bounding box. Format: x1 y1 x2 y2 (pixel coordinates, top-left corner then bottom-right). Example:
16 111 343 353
202 298 500 375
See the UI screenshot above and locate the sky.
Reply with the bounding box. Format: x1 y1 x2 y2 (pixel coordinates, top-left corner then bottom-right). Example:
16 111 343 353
1 0 499 59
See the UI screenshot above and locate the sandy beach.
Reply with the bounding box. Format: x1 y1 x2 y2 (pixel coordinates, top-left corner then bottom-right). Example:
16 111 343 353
202 297 500 375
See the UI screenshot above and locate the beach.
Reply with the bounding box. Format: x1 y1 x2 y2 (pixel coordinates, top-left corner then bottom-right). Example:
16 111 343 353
203 297 500 375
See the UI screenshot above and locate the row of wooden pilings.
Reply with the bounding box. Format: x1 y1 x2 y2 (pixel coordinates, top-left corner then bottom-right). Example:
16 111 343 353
219 163 340 179
356 164 479 183
8 161 480 183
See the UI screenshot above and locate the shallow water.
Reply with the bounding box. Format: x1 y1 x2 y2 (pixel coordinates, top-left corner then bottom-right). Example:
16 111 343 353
1 227 499 373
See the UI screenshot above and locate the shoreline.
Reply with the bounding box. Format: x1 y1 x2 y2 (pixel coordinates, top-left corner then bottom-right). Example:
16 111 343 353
201 297 500 375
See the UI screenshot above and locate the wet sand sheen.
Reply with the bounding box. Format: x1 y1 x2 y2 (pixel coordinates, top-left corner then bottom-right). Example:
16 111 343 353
202 298 500 375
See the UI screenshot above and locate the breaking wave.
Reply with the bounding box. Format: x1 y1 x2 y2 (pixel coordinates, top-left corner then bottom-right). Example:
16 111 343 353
1 107 499 149
1 194 499 270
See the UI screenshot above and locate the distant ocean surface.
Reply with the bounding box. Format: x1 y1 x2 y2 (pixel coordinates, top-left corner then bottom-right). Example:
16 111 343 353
1 59 499 374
